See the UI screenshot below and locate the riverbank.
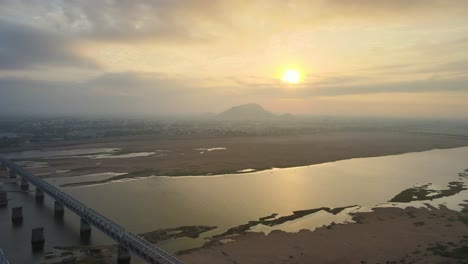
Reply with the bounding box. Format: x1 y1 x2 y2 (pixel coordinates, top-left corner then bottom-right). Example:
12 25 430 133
179 203 468 263
5 131 468 185
42 202 468 264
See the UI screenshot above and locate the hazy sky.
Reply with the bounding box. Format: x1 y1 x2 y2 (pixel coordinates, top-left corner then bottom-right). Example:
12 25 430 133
1 0 467 117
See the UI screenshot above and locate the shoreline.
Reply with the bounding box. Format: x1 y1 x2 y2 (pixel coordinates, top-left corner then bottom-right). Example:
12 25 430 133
50 146 468 188
3 131 467 185
40 202 468 264
178 203 468 263
2 129 468 154
40 176 468 263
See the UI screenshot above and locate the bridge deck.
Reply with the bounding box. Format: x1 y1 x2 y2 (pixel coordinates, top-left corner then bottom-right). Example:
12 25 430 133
0 158 183 264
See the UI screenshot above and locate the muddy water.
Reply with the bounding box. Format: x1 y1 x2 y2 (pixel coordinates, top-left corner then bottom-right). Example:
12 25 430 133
0 147 467 263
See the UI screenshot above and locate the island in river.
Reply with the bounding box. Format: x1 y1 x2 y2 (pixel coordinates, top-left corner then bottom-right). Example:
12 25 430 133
3 131 468 186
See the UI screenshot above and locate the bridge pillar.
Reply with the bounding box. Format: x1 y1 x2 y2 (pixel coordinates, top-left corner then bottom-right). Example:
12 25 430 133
12 206 23 224
0 190 7 207
9 169 16 179
20 178 29 191
80 219 91 238
117 245 131 264
35 188 44 202
54 201 64 218
31 227 45 250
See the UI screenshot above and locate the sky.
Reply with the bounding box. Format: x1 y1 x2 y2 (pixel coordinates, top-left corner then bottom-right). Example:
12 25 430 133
0 0 467 118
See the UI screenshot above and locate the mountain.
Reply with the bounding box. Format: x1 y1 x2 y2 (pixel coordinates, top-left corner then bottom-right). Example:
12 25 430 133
218 103 277 120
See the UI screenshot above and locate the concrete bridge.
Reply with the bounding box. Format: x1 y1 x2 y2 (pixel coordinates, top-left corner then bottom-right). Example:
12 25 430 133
0 157 183 264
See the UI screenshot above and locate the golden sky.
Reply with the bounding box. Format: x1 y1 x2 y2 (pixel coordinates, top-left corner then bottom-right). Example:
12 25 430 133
0 0 467 117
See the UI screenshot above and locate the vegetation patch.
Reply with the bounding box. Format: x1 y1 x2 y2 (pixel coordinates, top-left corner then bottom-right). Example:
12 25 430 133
427 240 468 260
406 211 417 218
389 181 466 203
459 216 468 226
211 205 357 239
60 169 159 187
259 213 278 221
140 225 217 243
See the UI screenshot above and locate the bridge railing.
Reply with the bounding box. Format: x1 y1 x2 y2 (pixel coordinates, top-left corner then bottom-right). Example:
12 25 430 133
0 248 8 264
123 233 182 264
0 158 183 264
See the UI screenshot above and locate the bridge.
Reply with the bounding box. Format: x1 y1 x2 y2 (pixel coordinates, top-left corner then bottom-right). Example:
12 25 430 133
0 248 8 264
0 157 183 264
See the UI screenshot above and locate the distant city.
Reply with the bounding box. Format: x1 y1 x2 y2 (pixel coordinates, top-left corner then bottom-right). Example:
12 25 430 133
1 104 468 149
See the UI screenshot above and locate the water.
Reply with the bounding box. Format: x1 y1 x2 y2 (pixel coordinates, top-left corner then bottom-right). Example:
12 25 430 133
196 147 226 154
1 147 467 263
83 152 155 159
47 172 126 187
237 168 256 173
2 148 156 161
0 184 111 263
2 148 118 160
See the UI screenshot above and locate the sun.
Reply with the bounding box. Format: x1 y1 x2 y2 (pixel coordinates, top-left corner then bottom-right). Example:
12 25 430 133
281 69 301 84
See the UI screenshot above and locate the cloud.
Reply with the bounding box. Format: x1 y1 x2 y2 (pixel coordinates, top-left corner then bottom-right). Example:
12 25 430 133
2 0 468 45
0 1 229 43
357 59 468 78
0 72 233 115
0 1 467 117
324 0 468 13
309 78 468 96
2 71 467 115
233 74 468 98
0 20 98 70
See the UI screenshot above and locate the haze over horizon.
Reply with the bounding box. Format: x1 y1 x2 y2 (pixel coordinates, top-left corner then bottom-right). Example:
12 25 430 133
1 1 468 118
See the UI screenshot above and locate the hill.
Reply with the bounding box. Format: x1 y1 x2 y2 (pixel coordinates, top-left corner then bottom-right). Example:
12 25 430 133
217 103 277 120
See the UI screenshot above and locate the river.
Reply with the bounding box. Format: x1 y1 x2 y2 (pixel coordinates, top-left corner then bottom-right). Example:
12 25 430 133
0 147 467 263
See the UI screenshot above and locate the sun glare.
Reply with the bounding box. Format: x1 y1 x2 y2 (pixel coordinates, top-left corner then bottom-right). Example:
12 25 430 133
281 69 301 84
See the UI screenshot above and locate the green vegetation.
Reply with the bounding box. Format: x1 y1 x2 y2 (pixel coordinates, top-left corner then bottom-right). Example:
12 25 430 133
459 216 468 226
70 167 102 173
43 247 113 264
140 225 217 243
427 240 468 260
259 213 278 221
389 181 466 203
407 211 417 218
60 169 159 187
212 205 357 239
